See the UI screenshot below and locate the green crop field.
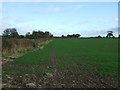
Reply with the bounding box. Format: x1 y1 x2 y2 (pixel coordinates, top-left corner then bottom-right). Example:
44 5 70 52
3 38 118 77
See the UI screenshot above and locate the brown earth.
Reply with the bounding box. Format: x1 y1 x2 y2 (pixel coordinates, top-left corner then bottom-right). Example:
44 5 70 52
2 62 119 88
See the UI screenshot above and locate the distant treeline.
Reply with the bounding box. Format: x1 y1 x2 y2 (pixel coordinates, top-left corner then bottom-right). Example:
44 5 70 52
60 31 119 38
61 34 80 38
2 28 81 39
2 28 120 39
2 28 53 39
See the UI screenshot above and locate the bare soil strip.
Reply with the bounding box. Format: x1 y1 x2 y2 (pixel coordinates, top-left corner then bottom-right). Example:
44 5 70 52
2 60 119 88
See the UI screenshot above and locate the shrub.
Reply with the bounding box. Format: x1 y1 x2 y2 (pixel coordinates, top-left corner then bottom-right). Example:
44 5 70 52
2 38 50 56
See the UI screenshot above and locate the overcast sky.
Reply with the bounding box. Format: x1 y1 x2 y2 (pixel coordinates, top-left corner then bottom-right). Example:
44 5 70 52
0 2 118 37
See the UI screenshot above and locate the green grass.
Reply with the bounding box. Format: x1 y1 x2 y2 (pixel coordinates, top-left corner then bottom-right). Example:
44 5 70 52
3 38 118 77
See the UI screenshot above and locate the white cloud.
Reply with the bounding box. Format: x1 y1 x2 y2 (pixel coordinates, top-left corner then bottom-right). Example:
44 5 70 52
96 27 118 37
0 20 2 27
17 26 34 35
61 4 84 12
34 4 84 14
114 17 118 22
33 5 61 13
3 15 27 25
68 4 84 10
47 5 61 13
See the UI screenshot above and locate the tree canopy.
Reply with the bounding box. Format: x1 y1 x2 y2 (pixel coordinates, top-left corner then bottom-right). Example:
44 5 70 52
3 28 19 37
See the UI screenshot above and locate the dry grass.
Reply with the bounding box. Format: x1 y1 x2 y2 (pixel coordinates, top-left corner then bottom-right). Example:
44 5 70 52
2 38 52 56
